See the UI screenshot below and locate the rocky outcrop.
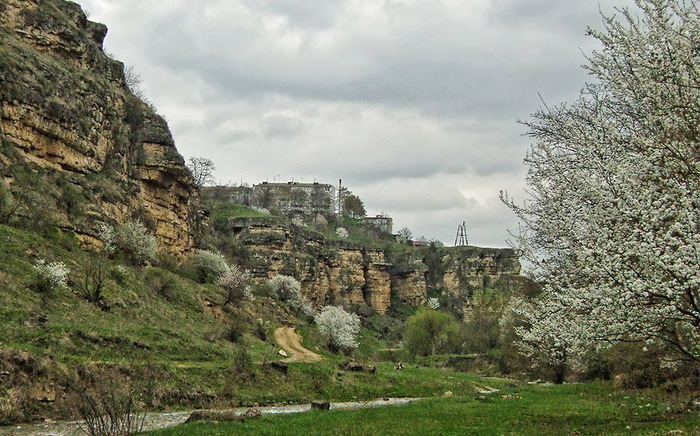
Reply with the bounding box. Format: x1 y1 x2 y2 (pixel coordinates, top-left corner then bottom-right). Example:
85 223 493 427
231 217 393 312
0 0 195 254
441 246 522 295
229 217 522 314
363 250 392 313
392 264 429 307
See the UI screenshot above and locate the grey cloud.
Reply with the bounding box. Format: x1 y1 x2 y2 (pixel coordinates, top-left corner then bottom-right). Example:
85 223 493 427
240 0 344 30
77 0 636 246
107 0 596 121
262 113 304 139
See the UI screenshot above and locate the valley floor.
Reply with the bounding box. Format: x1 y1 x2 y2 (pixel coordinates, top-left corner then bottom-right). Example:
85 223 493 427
146 381 700 436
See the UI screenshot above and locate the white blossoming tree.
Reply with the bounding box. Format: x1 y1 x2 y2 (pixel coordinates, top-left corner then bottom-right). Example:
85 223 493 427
503 0 700 372
315 305 361 353
267 275 315 317
34 259 70 294
99 221 158 265
190 249 230 283
218 263 251 306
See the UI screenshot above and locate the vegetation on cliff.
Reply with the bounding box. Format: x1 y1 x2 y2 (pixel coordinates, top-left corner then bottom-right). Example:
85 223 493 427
0 0 196 255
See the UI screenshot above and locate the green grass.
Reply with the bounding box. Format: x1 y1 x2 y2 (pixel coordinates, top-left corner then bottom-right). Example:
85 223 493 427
2 223 699 434
208 202 269 229
0 223 502 416
145 382 700 435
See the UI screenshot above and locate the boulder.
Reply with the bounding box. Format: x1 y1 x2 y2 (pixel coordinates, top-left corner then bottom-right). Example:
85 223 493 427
270 361 288 374
311 400 330 410
341 361 376 374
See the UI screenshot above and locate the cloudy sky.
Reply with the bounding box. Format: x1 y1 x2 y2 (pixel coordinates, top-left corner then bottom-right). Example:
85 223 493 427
77 0 634 247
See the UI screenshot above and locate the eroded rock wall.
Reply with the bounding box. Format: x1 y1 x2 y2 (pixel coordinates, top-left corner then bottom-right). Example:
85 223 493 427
229 218 522 314
231 217 393 312
0 0 195 254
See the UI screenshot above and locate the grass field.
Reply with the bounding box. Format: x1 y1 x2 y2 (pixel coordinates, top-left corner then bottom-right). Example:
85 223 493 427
145 381 700 435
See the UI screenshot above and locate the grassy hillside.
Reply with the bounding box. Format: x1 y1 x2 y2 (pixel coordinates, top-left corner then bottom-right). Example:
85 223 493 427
0 221 462 424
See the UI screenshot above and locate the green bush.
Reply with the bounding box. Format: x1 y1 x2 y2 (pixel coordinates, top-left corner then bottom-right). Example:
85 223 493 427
230 346 254 381
0 183 17 224
404 308 460 357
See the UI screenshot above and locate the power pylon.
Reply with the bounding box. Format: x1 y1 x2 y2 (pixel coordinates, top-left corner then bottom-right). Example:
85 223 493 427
454 221 468 246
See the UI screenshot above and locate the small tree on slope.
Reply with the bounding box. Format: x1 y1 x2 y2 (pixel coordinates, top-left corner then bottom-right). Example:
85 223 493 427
315 306 360 353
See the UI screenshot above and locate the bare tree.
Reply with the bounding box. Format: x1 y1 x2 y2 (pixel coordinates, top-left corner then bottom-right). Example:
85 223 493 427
81 254 109 304
124 64 144 99
187 157 216 188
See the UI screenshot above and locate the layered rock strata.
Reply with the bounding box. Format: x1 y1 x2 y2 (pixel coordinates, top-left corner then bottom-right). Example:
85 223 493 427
0 0 195 254
230 217 522 314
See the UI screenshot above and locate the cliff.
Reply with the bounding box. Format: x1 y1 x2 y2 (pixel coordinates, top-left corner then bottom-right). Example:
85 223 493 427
0 0 195 254
229 217 522 314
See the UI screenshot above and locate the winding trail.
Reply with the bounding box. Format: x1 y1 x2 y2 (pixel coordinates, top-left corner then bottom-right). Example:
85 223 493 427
273 326 323 362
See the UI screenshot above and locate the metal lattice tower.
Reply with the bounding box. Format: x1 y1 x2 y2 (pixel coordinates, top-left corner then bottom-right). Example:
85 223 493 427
454 221 468 246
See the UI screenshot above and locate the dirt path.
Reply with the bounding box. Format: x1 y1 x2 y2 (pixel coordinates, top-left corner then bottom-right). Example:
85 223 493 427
273 326 323 362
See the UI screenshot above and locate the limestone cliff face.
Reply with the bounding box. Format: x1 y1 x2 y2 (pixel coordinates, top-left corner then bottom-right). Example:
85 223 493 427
231 217 394 312
229 218 522 314
440 246 521 295
391 261 429 307
0 0 195 254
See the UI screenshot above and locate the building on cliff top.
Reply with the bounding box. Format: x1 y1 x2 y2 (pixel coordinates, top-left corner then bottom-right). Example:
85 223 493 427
208 182 336 217
362 214 393 234
206 181 395 234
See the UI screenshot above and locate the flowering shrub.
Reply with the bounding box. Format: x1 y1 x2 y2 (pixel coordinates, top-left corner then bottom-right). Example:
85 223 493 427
267 275 314 317
190 249 230 283
97 222 115 253
315 305 360 352
99 221 158 265
34 259 70 293
254 318 270 341
268 274 301 302
335 227 349 239
217 264 251 305
426 297 440 310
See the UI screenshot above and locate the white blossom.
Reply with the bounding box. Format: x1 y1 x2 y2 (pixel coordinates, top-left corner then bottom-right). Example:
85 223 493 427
426 297 440 310
97 222 115 253
217 263 251 305
335 227 349 239
34 259 70 292
100 221 158 265
503 0 700 367
191 249 230 283
315 305 361 351
268 275 315 316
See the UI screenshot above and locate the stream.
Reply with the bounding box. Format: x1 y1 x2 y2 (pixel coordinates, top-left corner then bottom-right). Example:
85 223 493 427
0 397 421 435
